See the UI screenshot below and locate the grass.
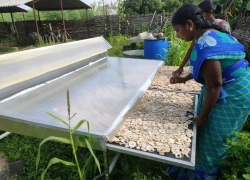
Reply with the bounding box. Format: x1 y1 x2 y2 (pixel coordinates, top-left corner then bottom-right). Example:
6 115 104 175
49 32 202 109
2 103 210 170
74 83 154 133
0 132 81 180
1 117 250 179
0 132 170 180
0 47 17 54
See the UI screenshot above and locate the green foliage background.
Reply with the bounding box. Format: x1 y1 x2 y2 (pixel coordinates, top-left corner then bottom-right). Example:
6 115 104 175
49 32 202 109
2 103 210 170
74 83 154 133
123 0 162 15
220 116 250 180
0 9 96 22
123 0 201 15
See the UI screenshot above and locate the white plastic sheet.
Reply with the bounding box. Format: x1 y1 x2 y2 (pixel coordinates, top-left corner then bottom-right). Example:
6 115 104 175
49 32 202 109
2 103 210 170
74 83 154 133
0 57 163 140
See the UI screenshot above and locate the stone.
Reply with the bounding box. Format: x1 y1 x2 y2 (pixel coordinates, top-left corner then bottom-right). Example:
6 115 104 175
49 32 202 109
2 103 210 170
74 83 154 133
0 155 10 180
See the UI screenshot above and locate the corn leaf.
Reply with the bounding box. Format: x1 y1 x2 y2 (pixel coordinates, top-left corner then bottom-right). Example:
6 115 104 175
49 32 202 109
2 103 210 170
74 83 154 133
71 119 88 134
78 136 88 147
43 110 69 127
36 136 71 173
41 157 76 180
93 171 107 180
84 137 101 174
73 136 79 152
81 154 93 177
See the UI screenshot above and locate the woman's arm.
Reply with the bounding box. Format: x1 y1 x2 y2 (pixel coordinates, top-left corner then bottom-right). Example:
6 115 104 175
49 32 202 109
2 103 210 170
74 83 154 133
180 40 195 68
199 60 223 119
183 73 193 83
172 40 195 76
169 73 193 84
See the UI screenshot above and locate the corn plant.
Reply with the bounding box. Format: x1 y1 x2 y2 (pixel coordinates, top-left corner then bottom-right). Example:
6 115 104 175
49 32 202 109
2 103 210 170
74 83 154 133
36 90 101 180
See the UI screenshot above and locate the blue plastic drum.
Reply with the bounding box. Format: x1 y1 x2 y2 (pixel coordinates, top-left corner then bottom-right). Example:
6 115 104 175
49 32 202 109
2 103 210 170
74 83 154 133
144 38 170 61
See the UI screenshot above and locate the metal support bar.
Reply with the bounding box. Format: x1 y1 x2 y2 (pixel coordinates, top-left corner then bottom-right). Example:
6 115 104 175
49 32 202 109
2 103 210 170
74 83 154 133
0 132 11 140
109 152 121 173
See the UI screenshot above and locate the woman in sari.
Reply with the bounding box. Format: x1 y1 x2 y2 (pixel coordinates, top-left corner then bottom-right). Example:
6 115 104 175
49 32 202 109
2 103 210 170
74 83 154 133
172 0 231 77
198 0 231 34
169 4 250 180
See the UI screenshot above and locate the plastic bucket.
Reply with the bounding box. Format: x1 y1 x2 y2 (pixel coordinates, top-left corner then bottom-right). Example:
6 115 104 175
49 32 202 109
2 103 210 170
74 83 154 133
144 38 170 60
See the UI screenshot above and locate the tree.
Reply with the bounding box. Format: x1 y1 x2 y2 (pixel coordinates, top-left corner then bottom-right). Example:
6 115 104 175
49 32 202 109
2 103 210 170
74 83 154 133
161 0 181 14
96 0 109 15
117 0 126 34
218 0 250 18
123 0 163 15
161 0 200 14
181 0 200 4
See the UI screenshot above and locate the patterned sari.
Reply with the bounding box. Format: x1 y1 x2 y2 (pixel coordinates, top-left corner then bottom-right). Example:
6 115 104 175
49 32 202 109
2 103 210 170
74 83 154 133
190 31 250 178
213 19 231 34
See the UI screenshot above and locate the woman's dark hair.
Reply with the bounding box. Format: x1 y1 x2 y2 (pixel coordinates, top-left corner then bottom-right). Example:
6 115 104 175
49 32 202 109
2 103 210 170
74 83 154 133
171 4 228 33
198 0 221 14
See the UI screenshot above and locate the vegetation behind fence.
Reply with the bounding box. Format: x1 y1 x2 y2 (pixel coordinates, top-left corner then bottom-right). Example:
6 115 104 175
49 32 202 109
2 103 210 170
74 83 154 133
0 14 171 42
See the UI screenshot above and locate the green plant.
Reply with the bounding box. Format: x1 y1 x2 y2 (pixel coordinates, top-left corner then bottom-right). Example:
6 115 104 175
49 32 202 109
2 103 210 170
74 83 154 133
164 26 191 66
0 34 16 43
36 90 101 180
123 0 163 15
107 35 128 57
109 154 170 180
118 0 127 35
0 47 16 54
141 22 149 32
162 25 173 38
221 130 250 180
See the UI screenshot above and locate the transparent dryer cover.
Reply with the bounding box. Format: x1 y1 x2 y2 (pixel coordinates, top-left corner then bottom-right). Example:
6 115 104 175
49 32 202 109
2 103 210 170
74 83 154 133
0 36 111 100
0 57 163 140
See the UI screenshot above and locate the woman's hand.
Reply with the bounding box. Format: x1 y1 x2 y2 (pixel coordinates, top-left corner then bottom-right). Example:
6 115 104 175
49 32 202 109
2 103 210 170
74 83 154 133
194 115 207 126
169 76 186 84
172 67 184 77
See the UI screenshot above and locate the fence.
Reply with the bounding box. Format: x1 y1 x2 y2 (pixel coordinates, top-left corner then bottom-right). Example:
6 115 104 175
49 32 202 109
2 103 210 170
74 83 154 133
0 14 171 42
1 14 249 48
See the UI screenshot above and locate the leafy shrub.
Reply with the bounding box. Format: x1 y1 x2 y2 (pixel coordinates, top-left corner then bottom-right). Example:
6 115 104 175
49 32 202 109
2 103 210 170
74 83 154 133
221 117 250 180
107 35 130 57
0 47 16 54
0 34 16 43
163 26 191 66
